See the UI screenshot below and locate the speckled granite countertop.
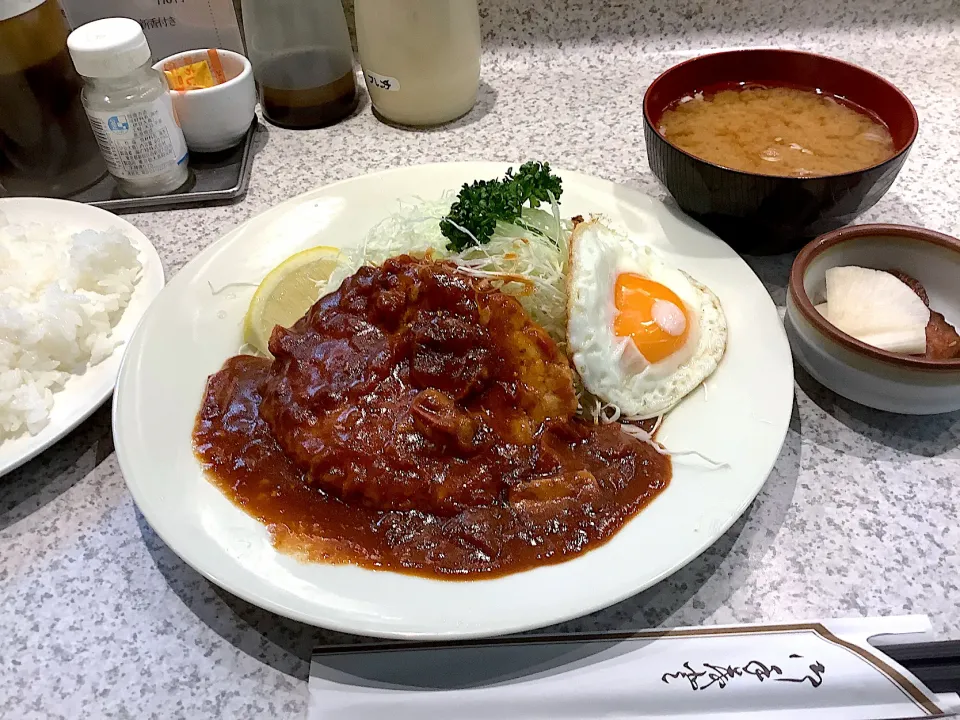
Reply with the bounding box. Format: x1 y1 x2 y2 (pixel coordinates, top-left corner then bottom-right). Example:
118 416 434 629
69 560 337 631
3 1 959 717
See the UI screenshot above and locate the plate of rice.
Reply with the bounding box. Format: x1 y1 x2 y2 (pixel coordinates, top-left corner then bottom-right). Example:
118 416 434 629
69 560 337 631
0 198 164 478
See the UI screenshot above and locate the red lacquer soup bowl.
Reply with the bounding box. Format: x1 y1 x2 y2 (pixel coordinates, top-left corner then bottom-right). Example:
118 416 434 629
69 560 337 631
643 49 918 254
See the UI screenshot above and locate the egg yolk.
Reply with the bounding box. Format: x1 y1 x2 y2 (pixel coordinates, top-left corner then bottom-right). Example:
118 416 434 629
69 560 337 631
613 273 690 363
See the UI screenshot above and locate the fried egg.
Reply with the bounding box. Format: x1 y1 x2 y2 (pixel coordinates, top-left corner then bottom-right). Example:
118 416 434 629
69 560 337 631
566 219 727 419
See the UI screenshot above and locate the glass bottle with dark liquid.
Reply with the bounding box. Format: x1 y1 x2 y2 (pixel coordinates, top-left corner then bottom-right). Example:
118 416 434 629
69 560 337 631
257 50 359 129
0 0 105 196
241 0 359 129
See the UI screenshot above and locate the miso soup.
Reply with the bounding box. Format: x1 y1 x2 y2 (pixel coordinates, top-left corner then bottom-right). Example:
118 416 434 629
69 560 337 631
658 86 896 177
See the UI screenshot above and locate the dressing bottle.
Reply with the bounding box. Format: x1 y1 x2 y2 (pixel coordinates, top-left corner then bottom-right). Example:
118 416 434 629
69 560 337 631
356 0 481 127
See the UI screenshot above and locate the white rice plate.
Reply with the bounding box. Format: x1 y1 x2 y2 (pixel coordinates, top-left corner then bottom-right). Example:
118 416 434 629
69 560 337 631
0 211 142 439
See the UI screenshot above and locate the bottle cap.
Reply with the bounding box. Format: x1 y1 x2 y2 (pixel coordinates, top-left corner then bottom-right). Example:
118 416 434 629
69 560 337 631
67 17 151 78
0 0 45 23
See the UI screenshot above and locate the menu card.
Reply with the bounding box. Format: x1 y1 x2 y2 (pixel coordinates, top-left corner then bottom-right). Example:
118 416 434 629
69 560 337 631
60 0 243 61
309 615 959 719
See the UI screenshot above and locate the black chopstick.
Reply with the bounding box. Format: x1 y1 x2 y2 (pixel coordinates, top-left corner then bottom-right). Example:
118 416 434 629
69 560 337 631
883 641 960 695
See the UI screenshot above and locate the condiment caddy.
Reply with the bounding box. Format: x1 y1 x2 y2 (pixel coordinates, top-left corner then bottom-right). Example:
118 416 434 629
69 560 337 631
69 120 257 212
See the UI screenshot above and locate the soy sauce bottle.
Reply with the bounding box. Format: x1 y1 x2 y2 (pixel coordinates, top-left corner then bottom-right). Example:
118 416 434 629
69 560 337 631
240 0 359 129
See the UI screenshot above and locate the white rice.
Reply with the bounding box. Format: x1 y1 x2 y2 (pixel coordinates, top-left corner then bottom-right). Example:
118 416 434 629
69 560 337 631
0 211 142 439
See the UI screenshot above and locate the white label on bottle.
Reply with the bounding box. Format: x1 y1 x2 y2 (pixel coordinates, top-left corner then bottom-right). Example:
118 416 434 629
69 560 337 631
365 71 401 92
86 94 188 181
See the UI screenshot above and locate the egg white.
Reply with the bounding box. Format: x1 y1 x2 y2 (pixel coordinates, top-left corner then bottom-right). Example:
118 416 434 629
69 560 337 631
566 219 727 419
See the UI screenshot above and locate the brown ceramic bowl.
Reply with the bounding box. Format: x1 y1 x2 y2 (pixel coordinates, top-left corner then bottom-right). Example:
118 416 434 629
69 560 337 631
643 49 919 255
785 224 960 414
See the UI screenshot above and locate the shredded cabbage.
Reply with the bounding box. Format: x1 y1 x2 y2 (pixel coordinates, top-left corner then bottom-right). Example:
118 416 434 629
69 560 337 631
326 192 573 347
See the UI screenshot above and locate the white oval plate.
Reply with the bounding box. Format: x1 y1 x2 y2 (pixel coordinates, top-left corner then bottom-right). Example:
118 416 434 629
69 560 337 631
114 163 794 639
0 198 164 478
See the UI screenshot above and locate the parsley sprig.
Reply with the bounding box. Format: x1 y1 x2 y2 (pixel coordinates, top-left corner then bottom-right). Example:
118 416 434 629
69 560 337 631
440 162 563 251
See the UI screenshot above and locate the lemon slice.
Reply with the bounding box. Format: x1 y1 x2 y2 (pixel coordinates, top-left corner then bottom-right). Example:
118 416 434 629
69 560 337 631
243 245 344 355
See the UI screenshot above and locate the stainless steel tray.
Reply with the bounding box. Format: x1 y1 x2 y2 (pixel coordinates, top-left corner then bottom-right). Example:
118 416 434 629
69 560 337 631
69 120 258 213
